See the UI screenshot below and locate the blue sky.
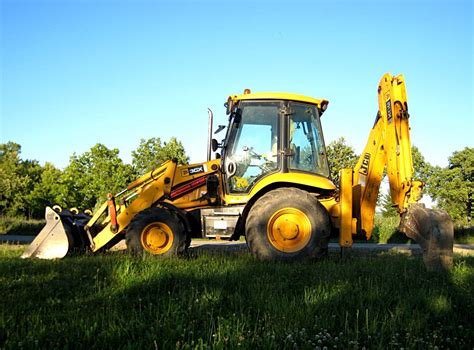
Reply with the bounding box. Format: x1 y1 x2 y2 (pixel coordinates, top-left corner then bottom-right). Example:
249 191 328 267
1 0 472 169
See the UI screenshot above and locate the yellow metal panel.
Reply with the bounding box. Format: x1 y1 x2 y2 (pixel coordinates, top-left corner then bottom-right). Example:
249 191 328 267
229 92 328 109
224 172 336 205
319 197 338 214
347 113 386 240
339 169 354 247
172 159 221 187
167 159 223 210
382 74 417 210
127 160 171 190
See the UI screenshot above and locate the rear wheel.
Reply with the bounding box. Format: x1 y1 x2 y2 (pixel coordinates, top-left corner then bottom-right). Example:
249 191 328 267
246 187 331 260
126 208 188 257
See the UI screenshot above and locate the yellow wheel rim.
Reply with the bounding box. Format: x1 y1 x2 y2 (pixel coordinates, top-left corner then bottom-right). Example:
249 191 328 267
140 222 174 254
267 208 311 253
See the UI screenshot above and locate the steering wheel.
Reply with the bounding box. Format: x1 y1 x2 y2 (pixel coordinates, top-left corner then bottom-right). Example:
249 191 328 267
243 146 262 160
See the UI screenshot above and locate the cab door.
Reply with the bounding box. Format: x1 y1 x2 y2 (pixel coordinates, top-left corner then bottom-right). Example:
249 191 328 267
223 101 282 194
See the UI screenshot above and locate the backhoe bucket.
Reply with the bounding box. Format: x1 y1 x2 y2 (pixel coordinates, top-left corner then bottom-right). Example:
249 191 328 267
399 203 454 271
21 207 72 259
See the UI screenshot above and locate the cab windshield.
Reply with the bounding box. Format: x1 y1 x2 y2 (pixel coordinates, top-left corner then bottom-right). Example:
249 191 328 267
288 102 329 177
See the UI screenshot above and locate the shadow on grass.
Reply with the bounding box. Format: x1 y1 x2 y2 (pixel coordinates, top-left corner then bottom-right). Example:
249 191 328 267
1 246 473 349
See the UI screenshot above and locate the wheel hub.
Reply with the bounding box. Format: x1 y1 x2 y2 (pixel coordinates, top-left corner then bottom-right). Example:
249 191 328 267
267 208 311 252
141 222 174 254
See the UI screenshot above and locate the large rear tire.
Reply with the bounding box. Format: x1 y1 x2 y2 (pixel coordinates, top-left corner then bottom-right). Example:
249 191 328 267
245 187 331 260
126 208 188 257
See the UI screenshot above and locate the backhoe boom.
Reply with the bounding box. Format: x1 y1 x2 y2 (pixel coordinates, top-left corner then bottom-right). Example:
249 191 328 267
339 73 453 270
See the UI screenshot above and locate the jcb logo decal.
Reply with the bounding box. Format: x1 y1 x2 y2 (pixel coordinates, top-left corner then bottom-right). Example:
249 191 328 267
189 166 205 174
359 153 370 176
181 165 207 177
386 99 393 124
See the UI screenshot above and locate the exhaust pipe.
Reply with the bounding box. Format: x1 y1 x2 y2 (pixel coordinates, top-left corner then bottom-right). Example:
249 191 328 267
207 108 213 162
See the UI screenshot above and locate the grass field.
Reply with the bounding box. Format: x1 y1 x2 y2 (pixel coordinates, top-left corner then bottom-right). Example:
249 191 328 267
0 245 473 349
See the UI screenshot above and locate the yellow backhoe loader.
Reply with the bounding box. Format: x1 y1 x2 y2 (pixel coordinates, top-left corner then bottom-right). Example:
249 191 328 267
22 73 454 270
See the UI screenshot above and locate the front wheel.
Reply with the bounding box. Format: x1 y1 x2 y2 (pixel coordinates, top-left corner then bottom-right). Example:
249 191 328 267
126 208 188 257
245 187 331 260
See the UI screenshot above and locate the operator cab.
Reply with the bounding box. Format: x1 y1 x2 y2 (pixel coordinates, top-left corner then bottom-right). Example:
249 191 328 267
220 91 330 194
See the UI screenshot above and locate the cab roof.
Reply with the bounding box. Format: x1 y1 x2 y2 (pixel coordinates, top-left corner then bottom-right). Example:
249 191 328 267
229 91 329 111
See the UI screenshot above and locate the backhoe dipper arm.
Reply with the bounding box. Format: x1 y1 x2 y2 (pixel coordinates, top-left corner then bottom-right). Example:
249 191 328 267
338 73 453 270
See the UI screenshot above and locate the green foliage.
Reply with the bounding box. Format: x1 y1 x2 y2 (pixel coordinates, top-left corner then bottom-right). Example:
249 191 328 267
0 138 190 218
25 163 64 218
371 215 419 244
0 142 42 218
61 144 135 210
428 147 473 225
326 137 358 186
0 217 45 235
379 193 398 218
411 146 434 184
1 247 473 348
132 137 188 176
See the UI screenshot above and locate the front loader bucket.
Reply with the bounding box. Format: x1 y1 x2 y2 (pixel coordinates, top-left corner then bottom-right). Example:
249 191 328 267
21 207 72 259
399 203 454 271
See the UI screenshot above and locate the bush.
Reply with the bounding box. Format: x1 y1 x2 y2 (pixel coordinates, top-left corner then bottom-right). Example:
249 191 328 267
454 226 474 244
0 216 45 236
372 215 415 244
372 215 400 243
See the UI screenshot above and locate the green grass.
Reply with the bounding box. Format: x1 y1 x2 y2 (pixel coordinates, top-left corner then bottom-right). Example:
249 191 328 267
0 217 45 236
372 215 474 245
1 245 473 349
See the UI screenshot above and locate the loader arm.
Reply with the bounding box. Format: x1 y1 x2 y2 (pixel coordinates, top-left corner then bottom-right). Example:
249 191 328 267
338 73 453 270
85 160 177 252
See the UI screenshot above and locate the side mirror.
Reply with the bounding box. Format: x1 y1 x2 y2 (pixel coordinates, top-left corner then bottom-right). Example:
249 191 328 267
214 125 226 134
211 139 219 152
225 97 234 115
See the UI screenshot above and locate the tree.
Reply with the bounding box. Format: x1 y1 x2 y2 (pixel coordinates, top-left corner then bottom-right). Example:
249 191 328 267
379 192 398 217
0 142 42 218
377 146 433 217
26 163 64 218
428 147 473 225
411 146 435 187
0 142 23 215
132 137 188 176
61 144 135 210
326 137 358 186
